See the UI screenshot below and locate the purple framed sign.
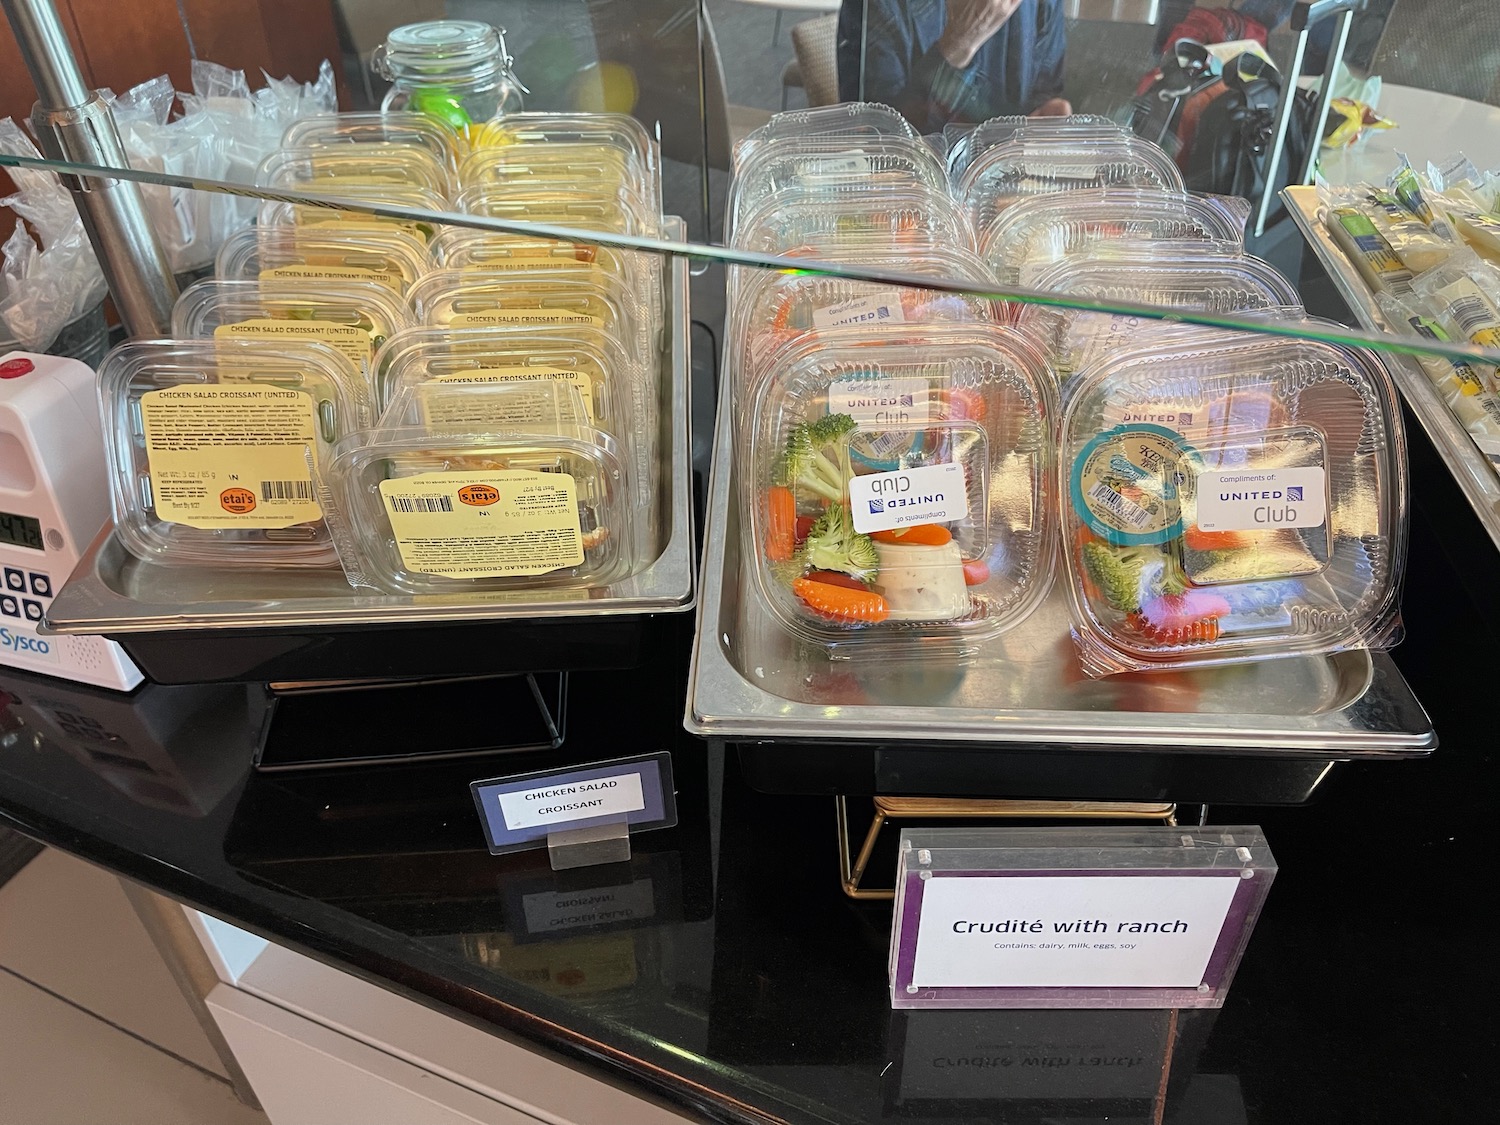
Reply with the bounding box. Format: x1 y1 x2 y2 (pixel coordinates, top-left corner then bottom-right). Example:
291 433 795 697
889 827 1276 1010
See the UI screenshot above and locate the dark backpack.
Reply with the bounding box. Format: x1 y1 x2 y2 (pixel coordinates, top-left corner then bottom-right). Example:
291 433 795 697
1131 39 1317 217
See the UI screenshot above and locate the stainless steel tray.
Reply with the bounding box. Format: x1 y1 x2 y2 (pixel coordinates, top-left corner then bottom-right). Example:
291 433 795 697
45 224 694 636
685 374 1434 755
1285 184 1500 551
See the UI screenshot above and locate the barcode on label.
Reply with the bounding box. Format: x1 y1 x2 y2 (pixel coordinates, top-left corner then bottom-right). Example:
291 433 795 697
261 480 315 501
1450 295 1495 337
388 495 454 513
1088 480 1152 529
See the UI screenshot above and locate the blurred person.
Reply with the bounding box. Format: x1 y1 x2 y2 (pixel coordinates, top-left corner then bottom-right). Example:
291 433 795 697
837 0 1071 134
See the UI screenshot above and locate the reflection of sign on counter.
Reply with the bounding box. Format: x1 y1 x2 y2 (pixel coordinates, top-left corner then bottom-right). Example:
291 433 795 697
500 850 683 945
459 930 638 996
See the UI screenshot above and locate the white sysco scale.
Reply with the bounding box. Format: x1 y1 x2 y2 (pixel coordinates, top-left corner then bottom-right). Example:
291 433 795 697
0 351 141 690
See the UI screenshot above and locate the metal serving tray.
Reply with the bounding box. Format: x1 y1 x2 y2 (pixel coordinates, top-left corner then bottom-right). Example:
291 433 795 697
1285 185 1500 551
43 228 694 681
685 377 1434 756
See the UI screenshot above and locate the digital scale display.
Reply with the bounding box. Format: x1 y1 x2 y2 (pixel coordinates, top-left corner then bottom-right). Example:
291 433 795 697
0 511 44 552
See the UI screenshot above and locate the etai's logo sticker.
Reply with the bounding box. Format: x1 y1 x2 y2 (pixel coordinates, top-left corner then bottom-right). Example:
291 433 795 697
458 484 501 506
219 487 257 514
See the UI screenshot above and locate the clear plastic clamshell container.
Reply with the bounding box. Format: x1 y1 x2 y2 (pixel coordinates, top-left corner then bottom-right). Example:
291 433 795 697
215 226 433 297
372 323 636 439
727 138 948 233
100 338 370 568
945 114 1126 186
280 112 463 182
257 146 454 201
171 278 414 391
729 253 1002 418
980 188 1250 285
742 324 1057 656
735 190 977 257
1059 329 1407 675
406 267 652 367
734 102 919 166
959 135 1186 233
259 184 450 246
469 112 660 197
321 382 634 594
1016 245 1303 392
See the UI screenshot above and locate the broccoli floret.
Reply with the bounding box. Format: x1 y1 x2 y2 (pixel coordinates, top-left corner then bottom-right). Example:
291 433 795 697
774 413 859 504
799 505 879 581
1082 541 1145 613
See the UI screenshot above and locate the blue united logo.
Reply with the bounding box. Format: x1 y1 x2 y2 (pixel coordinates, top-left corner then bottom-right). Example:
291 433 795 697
1286 486 1303 502
868 499 885 514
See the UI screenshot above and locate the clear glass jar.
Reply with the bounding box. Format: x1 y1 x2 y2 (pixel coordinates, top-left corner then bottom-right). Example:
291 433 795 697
371 20 525 129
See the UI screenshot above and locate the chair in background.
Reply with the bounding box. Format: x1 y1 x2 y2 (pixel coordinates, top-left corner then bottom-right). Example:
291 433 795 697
790 13 840 108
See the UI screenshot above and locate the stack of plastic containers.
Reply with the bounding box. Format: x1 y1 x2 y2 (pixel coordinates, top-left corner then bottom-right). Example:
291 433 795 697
97 108 669 598
722 104 1410 677
728 104 1058 656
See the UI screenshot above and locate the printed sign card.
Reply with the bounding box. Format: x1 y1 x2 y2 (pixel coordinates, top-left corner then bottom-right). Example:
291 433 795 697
890 827 1275 1009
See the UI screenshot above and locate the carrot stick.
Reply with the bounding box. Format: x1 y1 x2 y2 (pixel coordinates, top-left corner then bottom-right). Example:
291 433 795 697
792 577 890 623
765 486 796 562
870 524 952 546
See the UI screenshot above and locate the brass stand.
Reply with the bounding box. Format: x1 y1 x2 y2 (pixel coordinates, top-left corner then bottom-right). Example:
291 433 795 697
836 795 1178 900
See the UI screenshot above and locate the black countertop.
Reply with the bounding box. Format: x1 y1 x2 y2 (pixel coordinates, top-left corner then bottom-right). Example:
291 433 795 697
0 535 1495 1125
0 275 1496 1123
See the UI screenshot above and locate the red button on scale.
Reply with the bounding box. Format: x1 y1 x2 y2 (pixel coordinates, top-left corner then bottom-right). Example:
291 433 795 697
0 358 34 379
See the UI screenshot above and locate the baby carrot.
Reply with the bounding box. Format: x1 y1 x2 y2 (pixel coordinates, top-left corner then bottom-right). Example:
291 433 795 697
793 577 890 623
765 486 796 561
871 523 952 546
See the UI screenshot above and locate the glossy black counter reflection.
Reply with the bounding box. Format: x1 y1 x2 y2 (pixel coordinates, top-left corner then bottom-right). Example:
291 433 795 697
0 570 1494 1125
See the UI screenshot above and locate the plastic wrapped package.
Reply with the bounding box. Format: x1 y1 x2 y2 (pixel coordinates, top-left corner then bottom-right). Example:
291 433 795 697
171 278 414 391
1059 329 1407 676
979 188 1250 285
280 112 463 183
215 226 433 295
1016 245 1302 392
99 338 370 568
0 118 108 352
320 384 635 594
742 324 1057 656
258 146 454 200
1377 289 1500 456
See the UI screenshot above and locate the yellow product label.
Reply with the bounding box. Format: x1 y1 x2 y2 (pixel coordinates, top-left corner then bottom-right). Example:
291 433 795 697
425 367 597 425
215 319 372 371
450 310 605 330
379 470 585 578
140 385 322 530
456 237 596 262
259 264 403 293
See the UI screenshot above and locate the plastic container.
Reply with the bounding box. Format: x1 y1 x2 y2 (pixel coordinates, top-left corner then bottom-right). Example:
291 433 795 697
372 323 638 436
979 189 1251 285
171 278 414 390
742 323 1057 656
734 102 919 169
945 114 1126 186
258 183 451 247
406 267 651 365
280 112 463 181
1059 329 1407 675
371 20 524 127
321 399 634 595
959 135 1186 232
257 145 453 200
214 226 433 297
1017 245 1303 390
100 338 369 568
734 189 977 257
